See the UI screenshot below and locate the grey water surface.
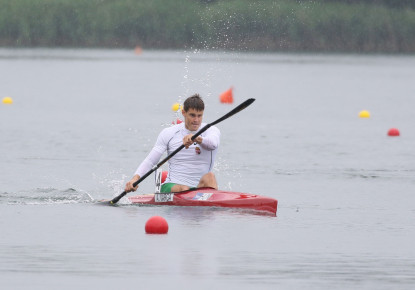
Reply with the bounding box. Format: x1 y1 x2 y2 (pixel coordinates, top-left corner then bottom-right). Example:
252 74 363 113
1 49 415 289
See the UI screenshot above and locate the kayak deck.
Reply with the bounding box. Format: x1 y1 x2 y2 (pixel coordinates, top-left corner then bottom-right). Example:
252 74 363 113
128 187 278 215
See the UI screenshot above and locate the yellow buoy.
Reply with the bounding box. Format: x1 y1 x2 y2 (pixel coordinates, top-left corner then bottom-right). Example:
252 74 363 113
2 96 13 104
359 110 370 118
171 103 182 112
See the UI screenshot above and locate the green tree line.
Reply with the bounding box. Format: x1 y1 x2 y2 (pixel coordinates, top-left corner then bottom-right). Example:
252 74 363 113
320 0 415 8
1 0 414 53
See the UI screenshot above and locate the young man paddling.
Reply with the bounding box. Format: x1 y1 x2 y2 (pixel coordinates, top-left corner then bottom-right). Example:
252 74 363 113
125 94 220 193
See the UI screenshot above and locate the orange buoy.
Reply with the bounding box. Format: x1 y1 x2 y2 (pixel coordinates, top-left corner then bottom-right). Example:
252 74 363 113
387 128 400 137
219 87 233 104
134 46 142 55
145 216 169 234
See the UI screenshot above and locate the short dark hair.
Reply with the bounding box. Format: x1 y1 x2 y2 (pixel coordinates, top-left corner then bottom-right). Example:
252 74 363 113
183 94 204 112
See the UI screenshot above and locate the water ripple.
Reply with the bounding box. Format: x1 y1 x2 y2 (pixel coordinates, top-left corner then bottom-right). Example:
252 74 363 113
1 188 93 205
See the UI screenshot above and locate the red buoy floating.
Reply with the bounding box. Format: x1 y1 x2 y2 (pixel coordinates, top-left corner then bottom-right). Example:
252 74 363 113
145 216 169 234
171 118 183 125
387 128 400 137
219 87 233 104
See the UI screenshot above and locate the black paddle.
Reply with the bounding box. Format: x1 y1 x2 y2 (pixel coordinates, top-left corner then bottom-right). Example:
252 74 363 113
105 98 255 205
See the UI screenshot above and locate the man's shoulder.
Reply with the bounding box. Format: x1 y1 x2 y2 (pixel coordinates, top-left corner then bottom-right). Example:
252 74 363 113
159 123 183 136
205 124 220 133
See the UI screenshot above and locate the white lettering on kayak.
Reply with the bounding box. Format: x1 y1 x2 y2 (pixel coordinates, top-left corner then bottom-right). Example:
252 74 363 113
155 193 174 203
192 192 213 201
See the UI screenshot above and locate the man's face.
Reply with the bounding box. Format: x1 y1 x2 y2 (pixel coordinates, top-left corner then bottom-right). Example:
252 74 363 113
182 108 203 131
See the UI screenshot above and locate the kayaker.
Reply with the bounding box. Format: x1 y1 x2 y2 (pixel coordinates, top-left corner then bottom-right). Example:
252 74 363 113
125 94 220 193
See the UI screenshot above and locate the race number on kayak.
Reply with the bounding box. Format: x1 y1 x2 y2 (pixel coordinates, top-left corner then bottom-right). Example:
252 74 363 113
155 193 174 202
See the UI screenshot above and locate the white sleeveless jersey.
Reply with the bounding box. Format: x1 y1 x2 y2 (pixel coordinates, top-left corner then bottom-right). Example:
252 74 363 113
135 122 220 187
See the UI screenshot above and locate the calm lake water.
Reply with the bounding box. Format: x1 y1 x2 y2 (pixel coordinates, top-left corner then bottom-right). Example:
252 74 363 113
1 48 415 289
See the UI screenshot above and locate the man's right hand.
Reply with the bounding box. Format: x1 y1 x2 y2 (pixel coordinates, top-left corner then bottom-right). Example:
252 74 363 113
125 175 140 192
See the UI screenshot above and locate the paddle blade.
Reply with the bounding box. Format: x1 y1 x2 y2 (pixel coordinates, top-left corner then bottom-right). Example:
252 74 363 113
110 192 126 204
96 199 117 206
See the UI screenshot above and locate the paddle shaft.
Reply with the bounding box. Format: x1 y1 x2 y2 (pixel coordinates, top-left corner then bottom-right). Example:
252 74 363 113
110 98 255 204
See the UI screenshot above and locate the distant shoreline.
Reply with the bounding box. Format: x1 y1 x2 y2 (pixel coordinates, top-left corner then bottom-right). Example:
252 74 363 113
1 0 414 53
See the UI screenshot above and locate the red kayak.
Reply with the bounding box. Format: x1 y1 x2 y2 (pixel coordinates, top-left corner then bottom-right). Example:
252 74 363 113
128 187 278 216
